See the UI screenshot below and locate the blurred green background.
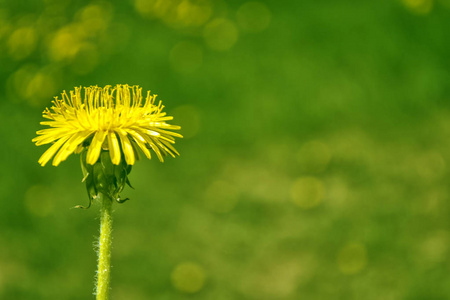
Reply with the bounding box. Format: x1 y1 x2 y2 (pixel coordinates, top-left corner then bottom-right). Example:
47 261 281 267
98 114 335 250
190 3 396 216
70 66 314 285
1 0 450 299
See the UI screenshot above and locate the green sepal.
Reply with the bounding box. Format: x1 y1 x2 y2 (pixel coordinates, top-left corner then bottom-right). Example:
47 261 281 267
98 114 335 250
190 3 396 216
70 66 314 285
116 197 130 203
101 151 115 178
93 161 107 193
114 161 127 195
77 149 96 209
126 177 134 189
77 148 134 208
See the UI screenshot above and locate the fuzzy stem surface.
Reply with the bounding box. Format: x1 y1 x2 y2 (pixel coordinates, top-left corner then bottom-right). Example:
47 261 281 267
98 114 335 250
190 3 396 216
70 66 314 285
96 194 113 300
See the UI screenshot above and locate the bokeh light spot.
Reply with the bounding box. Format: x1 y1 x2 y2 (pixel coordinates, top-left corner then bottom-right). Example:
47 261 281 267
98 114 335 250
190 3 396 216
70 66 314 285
203 18 239 51
7 65 57 106
176 0 212 27
49 26 81 62
327 177 349 208
419 230 449 264
337 243 367 275
170 105 200 139
171 262 206 293
401 0 433 14
8 65 35 102
416 151 446 181
25 72 57 106
7 27 37 60
236 2 271 33
134 0 171 19
134 0 212 28
76 3 112 36
240 259 305 298
297 140 332 173
152 0 173 18
24 185 54 217
169 41 203 73
133 0 156 17
204 180 240 213
290 176 324 209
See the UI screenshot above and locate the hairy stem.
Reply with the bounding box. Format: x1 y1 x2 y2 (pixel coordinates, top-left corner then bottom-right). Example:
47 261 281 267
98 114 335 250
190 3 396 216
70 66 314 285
96 194 113 300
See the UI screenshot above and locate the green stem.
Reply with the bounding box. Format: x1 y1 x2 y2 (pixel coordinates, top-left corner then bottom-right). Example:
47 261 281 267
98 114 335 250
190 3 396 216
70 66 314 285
96 194 113 300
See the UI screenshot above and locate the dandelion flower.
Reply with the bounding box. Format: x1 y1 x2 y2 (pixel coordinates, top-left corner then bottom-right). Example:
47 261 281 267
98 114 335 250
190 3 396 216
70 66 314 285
33 84 183 300
32 84 182 167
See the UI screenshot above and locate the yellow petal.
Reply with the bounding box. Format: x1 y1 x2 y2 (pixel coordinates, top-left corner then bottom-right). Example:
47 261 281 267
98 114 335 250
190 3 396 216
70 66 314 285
116 129 135 165
86 131 107 165
35 127 68 136
150 138 174 158
52 131 93 166
33 130 71 145
148 128 183 138
141 135 164 162
161 140 180 156
127 129 151 159
76 109 92 129
157 134 176 144
130 140 141 161
38 135 71 166
107 131 121 165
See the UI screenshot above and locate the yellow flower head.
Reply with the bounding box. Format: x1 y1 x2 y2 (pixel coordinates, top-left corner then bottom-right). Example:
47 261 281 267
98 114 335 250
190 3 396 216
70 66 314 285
33 84 182 167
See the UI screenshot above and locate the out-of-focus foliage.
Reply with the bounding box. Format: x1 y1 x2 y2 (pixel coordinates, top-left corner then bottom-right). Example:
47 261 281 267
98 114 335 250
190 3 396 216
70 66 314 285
0 0 449 299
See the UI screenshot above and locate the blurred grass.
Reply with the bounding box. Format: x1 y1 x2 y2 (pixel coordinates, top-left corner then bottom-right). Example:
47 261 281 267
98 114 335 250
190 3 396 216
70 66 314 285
0 0 450 299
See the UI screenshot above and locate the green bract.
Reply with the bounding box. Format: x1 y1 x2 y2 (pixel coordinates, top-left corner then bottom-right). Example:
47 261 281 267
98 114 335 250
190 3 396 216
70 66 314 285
79 149 132 208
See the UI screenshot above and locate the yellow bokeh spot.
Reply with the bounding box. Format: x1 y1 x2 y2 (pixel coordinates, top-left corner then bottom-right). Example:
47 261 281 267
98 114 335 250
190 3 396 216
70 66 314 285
24 185 54 217
134 0 171 19
134 0 156 16
8 65 57 106
337 243 368 275
25 72 57 105
420 231 449 264
236 2 272 33
8 65 35 101
169 41 203 73
327 178 349 208
240 259 306 298
204 180 240 213
203 18 239 51
419 230 450 264
175 0 212 27
170 105 200 139
290 177 324 209
416 151 446 181
48 26 82 62
76 3 112 36
151 0 173 18
297 140 332 173
401 0 433 14
171 262 206 294
7 27 37 60
134 0 212 28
